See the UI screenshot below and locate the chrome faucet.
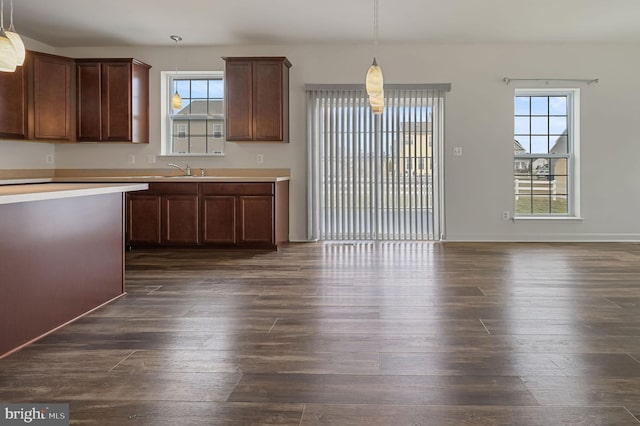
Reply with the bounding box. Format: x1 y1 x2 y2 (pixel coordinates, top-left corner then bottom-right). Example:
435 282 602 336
168 162 191 176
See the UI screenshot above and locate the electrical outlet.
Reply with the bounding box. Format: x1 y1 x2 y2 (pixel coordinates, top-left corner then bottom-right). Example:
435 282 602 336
45 154 54 165
257 154 264 164
147 154 156 164
502 210 510 220
128 154 136 165
453 147 463 156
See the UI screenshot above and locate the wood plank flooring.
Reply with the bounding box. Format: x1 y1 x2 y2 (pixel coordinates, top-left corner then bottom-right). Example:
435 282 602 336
2 242 640 425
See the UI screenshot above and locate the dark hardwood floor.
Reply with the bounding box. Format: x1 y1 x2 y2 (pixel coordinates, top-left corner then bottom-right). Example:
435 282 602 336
2 242 640 425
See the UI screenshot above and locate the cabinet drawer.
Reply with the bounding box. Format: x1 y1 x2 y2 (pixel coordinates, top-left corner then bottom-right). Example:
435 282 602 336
147 182 199 195
200 183 274 196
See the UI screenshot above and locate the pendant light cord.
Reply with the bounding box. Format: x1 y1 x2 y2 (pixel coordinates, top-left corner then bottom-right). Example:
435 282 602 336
174 38 178 73
171 35 182 74
1 0 5 31
9 0 14 30
373 0 379 55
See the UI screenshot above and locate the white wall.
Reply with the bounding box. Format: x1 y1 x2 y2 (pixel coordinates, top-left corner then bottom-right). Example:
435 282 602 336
0 141 55 169
5 42 640 241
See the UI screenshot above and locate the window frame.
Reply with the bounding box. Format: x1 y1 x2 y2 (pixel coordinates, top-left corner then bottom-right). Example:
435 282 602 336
513 88 581 220
160 71 225 157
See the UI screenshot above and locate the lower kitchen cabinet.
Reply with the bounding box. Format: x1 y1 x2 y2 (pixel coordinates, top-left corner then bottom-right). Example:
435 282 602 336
127 180 288 249
238 195 274 245
199 182 288 249
127 182 199 247
163 194 199 245
201 195 237 244
201 194 274 246
127 194 161 245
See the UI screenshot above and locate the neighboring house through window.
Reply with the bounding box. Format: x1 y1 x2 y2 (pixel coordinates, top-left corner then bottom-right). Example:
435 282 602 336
162 71 224 155
513 89 580 217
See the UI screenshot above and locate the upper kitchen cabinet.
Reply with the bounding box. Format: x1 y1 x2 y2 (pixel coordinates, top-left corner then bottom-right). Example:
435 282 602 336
224 57 291 143
29 51 73 141
76 58 150 143
0 64 27 139
0 51 71 142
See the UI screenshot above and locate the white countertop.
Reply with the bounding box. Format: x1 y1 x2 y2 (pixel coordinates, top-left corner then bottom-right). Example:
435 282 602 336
0 183 149 205
0 176 290 186
52 176 290 183
0 178 53 185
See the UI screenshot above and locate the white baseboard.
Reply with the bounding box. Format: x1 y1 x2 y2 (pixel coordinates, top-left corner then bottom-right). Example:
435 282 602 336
443 233 640 242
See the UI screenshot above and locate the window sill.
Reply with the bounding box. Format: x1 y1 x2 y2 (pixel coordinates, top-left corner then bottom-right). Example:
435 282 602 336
513 216 584 222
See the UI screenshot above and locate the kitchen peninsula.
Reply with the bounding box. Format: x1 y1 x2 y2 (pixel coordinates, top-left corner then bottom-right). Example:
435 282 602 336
0 182 147 357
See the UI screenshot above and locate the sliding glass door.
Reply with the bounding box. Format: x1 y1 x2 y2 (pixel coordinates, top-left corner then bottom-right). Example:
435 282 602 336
307 84 449 241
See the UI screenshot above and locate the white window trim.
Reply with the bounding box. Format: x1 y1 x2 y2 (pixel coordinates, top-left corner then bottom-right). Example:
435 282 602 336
159 71 224 157
513 88 581 220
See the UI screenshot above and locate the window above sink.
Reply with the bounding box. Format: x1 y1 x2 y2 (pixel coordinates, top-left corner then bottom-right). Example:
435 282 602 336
160 71 225 157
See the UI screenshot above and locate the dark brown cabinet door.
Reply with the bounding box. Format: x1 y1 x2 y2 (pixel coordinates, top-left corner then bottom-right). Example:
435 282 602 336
201 195 237 244
102 62 132 141
224 57 290 142
253 60 285 141
162 195 199 245
76 58 150 143
224 60 253 141
76 62 102 141
31 52 72 140
127 194 161 245
0 65 27 139
238 195 274 246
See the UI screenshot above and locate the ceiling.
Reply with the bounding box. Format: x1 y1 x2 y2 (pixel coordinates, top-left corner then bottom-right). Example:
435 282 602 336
11 0 640 47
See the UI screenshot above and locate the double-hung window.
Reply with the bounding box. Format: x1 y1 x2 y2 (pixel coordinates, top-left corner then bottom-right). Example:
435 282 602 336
164 72 224 155
513 89 580 218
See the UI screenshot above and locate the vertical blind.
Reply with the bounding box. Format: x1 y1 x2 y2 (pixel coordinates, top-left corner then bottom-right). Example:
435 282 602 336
306 84 450 241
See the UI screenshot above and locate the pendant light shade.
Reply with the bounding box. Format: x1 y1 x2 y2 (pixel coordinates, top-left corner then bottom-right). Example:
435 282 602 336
170 35 182 110
366 0 384 114
369 89 384 115
366 58 383 93
5 30 23 65
6 0 23 65
0 0 16 72
171 91 182 110
0 30 16 72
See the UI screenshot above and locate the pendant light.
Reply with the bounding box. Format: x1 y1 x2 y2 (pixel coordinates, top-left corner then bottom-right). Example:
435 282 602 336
0 0 17 73
6 0 24 66
365 0 384 114
170 35 182 110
